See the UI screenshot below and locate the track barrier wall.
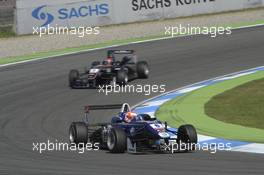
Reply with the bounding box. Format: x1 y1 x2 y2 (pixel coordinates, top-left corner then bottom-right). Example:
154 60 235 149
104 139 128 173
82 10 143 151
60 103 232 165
15 0 264 34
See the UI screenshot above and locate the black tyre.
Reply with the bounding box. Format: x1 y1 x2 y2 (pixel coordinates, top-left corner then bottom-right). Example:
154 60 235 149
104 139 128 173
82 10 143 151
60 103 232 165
107 127 127 153
177 124 197 151
91 61 100 67
116 70 128 85
137 61 149 79
69 69 79 88
69 122 88 144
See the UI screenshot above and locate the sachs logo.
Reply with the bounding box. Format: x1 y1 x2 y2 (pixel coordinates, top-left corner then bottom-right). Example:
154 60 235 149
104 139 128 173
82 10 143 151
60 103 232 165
32 5 54 26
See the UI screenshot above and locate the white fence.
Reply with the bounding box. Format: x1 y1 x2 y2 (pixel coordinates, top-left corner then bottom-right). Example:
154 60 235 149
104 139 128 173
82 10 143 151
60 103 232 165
15 0 264 35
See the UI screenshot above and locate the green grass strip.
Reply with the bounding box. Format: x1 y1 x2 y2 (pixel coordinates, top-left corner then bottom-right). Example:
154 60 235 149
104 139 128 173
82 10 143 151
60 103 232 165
205 77 264 130
0 35 162 65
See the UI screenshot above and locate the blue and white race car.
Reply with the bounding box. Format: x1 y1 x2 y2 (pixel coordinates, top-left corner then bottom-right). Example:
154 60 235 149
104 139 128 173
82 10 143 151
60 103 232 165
69 103 197 153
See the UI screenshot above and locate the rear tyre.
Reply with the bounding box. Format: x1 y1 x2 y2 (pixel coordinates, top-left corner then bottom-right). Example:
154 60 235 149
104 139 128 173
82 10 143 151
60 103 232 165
116 70 128 86
137 61 149 79
69 69 79 88
107 127 127 153
177 124 197 151
69 122 88 144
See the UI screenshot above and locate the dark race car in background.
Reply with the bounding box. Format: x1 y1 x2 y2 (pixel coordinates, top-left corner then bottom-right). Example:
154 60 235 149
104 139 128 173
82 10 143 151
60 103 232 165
69 103 198 154
69 50 149 88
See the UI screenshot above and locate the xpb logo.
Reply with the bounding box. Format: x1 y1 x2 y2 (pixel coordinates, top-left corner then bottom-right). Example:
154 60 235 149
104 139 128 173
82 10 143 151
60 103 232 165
32 5 54 27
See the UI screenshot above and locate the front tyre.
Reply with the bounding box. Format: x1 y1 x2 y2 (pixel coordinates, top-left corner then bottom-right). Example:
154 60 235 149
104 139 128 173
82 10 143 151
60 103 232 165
137 61 149 79
116 70 128 86
107 127 127 153
69 122 88 144
177 124 197 151
69 69 79 88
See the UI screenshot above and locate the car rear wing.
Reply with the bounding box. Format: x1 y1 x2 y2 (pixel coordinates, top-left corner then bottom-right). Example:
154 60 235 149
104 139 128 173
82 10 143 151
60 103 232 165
83 103 131 124
107 50 135 57
84 104 123 113
84 103 131 113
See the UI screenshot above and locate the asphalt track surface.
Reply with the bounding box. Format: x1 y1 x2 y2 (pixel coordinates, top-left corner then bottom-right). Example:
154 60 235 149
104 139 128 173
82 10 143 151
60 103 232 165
1 26 264 175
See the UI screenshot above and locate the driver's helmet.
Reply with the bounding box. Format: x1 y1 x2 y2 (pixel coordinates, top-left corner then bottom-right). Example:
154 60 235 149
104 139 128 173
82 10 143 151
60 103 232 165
124 112 137 123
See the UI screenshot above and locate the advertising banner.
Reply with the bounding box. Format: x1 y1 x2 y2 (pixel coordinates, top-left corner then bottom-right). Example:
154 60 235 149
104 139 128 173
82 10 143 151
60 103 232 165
15 0 264 35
